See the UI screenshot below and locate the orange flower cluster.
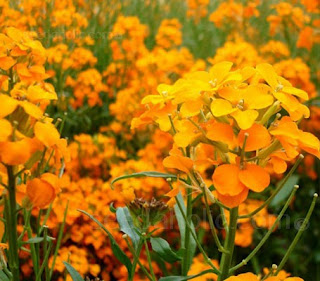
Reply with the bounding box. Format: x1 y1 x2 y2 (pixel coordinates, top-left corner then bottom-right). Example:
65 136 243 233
134 61 320 207
0 27 68 208
187 0 210 23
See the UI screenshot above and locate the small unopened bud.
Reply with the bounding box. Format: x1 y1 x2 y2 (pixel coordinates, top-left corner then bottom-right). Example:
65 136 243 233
272 264 278 270
294 185 299 189
122 234 128 239
314 193 318 198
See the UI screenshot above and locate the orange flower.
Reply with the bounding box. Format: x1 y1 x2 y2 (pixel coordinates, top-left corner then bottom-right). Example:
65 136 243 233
163 148 194 173
225 272 259 281
0 138 41 166
212 163 270 207
26 173 60 208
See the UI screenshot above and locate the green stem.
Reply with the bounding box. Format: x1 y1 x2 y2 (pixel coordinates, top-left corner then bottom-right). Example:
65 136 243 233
230 185 299 273
175 194 220 274
124 236 154 281
275 193 318 274
6 166 19 281
144 239 156 281
182 185 193 276
25 209 39 278
218 207 238 281
49 202 69 279
36 243 53 281
130 240 144 281
199 178 227 253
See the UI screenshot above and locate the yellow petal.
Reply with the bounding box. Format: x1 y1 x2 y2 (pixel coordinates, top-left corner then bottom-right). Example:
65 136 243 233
282 86 309 100
27 85 58 102
0 119 12 141
231 109 258 130
20 101 43 119
34 121 60 147
209 61 233 83
0 94 18 118
211 99 237 117
256 63 278 89
180 99 203 117
243 84 274 109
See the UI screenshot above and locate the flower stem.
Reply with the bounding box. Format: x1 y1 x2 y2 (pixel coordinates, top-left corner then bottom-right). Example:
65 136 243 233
174 193 220 274
6 166 20 281
275 193 318 274
230 185 299 273
182 185 193 276
218 207 238 281
144 239 157 281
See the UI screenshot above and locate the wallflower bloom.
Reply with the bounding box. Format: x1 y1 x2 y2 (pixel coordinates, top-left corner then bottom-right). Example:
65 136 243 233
136 61 320 208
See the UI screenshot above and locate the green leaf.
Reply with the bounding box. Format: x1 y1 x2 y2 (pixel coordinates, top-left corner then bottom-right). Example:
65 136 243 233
78 210 133 278
23 237 44 244
110 202 117 213
111 171 177 189
159 269 215 281
150 237 182 263
63 262 84 281
174 193 196 272
270 175 299 207
116 207 141 250
0 271 10 281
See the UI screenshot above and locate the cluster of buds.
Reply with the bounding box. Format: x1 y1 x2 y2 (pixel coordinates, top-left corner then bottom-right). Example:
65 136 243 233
128 197 169 228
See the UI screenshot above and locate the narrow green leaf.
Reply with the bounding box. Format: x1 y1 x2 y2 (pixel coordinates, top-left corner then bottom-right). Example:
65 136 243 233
270 175 299 207
111 171 177 189
116 207 141 250
0 270 10 281
110 202 117 213
78 209 133 278
150 237 182 263
174 193 196 271
23 237 44 244
63 261 84 281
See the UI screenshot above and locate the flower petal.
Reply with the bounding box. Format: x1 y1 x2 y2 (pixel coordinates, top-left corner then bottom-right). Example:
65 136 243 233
239 164 270 192
34 121 60 147
216 187 248 209
211 99 237 117
238 124 271 151
212 164 245 196
231 109 258 130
